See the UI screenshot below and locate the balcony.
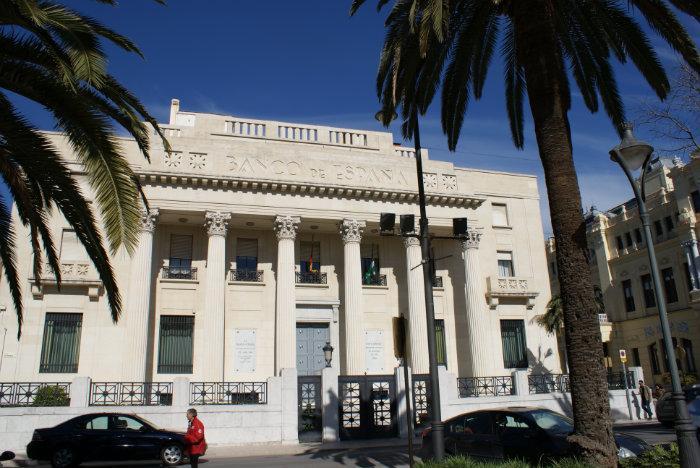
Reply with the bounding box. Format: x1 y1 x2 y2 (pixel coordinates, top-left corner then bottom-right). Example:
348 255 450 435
230 269 264 282
485 276 538 310
30 261 102 300
162 266 197 280
362 274 387 286
296 271 327 285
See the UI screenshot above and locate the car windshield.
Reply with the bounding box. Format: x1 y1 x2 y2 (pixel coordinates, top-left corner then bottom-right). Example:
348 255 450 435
127 415 157 430
530 410 574 435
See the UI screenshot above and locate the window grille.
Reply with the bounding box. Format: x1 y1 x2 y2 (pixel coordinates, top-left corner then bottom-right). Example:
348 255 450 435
40 313 82 373
500 319 527 369
158 315 194 374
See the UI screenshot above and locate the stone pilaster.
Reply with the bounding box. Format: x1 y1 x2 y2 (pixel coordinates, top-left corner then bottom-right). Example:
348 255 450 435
273 215 300 374
461 229 491 376
200 211 230 381
682 240 700 291
339 219 365 374
122 208 158 381
403 236 429 374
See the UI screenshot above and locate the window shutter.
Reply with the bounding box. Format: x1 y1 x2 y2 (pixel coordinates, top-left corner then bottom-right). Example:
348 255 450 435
496 251 513 261
170 234 193 260
361 243 378 258
299 241 320 262
60 230 88 261
236 238 258 257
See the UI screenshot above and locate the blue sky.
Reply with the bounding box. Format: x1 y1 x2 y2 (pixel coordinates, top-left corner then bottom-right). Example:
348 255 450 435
4 1 699 236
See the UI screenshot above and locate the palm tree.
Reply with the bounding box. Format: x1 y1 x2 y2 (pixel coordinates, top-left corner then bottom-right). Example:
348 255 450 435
537 286 605 335
0 0 167 335
351 0 698 464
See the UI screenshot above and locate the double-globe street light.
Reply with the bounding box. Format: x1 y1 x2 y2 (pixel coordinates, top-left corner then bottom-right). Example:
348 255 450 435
610 123 700 467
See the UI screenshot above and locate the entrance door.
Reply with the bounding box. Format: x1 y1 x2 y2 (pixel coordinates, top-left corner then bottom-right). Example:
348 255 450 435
338 375 398 440
296 323 329 376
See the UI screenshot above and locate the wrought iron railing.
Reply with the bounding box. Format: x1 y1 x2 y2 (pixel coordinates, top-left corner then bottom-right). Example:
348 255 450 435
457 376 514 398
230 269 264 282
162 266 197 280
412 374 431 427
0 382 71 407
528 373 570 394
190 382 267 405
432 276 444 288
362 274 387 286
89 382 173 406
296 271 327 284
607 371 636 390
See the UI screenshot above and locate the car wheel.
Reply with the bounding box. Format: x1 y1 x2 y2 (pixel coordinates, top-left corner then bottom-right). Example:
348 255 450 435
51 447 77 468
161 444 183 466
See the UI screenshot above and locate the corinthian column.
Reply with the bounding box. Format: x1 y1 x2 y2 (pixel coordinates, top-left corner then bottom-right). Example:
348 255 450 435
404 237 429 374
122 208 158 381
200 211 230 381
461 229 491 376
274 215 300 374
339 219 366 374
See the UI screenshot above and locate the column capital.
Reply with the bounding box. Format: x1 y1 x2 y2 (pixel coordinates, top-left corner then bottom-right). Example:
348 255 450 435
339 219 365 244
403 236 420 248
460 229 482 250
139 208 159 233
274 215 300 240
205 211 231 237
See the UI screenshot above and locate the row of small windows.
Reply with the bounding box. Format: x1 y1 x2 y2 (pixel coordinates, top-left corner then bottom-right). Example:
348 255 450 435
614 216 675 254
641 338 696 375
620 266 681 313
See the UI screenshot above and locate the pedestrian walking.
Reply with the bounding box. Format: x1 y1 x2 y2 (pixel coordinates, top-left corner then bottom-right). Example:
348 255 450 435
653 384 665 400
639 380 653 420
184 408 206 468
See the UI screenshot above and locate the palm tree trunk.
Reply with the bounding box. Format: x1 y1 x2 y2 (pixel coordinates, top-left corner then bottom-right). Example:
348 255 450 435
514 3 617 466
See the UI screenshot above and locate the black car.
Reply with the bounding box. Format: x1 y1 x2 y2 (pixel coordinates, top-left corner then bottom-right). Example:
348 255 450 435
421 407 649 463
26 413 186 468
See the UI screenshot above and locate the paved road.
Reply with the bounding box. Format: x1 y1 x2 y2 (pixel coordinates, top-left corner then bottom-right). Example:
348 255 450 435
15 423 677 468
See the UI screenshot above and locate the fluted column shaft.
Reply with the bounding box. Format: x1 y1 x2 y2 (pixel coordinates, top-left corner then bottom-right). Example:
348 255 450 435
340 219 365 374
122 209 159 381
682 241 700 290
274 216 300 374
462 230 491 377
404 237 429 374
201 211 230 381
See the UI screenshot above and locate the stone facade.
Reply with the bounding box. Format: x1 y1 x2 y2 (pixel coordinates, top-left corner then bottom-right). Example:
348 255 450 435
0 99 559 384
546 155 700 385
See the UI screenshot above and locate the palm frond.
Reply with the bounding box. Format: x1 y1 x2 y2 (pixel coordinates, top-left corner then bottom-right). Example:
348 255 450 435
0 195 23 337
501 18 526 148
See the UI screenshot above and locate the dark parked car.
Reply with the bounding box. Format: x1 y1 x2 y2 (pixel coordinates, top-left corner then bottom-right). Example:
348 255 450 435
656 384 700 427
26 413 186 468
0 451 15 466
421 407 649 463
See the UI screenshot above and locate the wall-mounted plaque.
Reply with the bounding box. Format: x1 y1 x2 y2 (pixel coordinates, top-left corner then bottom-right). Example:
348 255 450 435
233 329 256 373
365 330 384 372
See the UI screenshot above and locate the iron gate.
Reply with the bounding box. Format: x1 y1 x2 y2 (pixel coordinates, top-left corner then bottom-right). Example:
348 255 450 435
338 375 397 440
298 375 322 442
412 374 432 431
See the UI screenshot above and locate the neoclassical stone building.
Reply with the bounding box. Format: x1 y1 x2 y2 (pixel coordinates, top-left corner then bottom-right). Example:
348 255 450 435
0 99 559 387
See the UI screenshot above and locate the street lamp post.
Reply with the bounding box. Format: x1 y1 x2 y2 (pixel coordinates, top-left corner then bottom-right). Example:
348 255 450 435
610 123 700 467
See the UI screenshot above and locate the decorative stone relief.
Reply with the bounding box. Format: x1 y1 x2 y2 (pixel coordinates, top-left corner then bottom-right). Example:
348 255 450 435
678 208 695 227
339 219 365 244
188 153 207 170
205 211 231 237
164 151 182 168
423 173 437 189
441 174 457 191
460 229 482 250
139 208 159 233
273 215 300 240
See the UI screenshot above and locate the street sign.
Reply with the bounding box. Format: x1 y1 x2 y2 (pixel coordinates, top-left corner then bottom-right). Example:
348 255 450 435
619 349 627 363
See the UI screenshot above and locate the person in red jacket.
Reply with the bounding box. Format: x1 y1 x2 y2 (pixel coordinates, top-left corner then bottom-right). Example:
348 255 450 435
184 408 206 467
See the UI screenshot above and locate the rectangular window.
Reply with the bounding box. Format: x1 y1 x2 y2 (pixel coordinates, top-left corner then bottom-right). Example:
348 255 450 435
661 267 678 303
641 274 656 308
625 232 633 247
39 313 82 373
654 220 664 241
648 343 661 374
500 320 528 368
497 251 515 277
632 347 641 367
681 339 696 373
361 243 381 285
157 315 194 374
169 234 193 273
616 236 624 251
60 230 88 261
692 191 700 214
236 238 258 271
492 203 509 227
435 319 447 367
299 241 320 272
664 216 674 233
622 279 635 312
634 228 643 244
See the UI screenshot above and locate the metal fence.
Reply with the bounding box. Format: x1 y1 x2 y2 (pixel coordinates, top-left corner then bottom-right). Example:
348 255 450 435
295 272 327 284
89 382 173 406
0 382 71 407
190 382 267 405
457 376 514 398
362 274 387 286
528 374 570 394
162 266 197 280
230 269 264 282
607 371 636 390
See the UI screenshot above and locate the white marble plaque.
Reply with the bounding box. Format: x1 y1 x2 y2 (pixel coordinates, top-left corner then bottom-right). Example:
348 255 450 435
365 330 384 372
233 329 256 373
